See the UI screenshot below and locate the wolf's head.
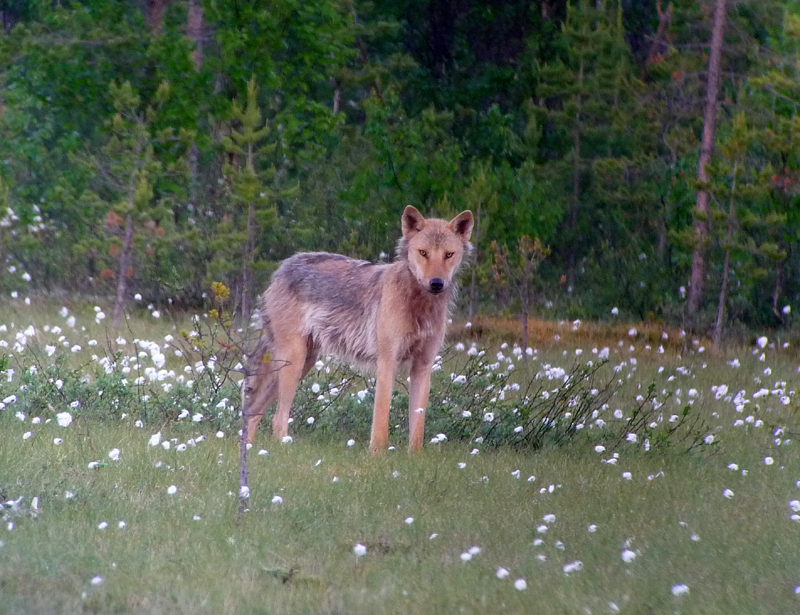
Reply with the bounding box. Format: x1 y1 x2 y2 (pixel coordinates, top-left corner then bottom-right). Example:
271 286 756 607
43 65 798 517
399 206 474 296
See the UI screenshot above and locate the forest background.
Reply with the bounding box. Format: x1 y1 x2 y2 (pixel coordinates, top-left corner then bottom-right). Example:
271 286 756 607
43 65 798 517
1 0 799 342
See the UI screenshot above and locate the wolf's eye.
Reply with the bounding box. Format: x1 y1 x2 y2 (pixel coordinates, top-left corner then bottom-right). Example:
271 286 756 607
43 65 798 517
419 250 428 258
444 252 454 259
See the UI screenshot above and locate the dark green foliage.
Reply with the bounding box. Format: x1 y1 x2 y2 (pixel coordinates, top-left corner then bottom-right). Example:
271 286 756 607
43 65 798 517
0 0 799 332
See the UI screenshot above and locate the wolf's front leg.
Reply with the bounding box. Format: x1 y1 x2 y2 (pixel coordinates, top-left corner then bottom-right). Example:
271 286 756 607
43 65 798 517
408 360 432 452
370 355 397 453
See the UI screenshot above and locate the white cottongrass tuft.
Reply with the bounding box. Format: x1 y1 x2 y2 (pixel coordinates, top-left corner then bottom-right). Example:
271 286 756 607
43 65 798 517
563 561 583 574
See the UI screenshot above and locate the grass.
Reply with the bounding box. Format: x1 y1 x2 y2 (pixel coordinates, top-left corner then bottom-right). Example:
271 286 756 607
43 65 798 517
1 300 800 614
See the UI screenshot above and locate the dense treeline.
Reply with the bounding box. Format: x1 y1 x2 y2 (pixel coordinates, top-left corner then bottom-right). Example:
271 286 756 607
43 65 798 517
0 0 798 340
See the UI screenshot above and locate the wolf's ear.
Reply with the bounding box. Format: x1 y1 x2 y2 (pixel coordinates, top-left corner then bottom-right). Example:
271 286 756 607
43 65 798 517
446 210 474 243
402 205 426 238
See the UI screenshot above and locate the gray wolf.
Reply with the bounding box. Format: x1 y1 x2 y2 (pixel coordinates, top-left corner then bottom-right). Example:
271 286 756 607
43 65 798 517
244 205 474 452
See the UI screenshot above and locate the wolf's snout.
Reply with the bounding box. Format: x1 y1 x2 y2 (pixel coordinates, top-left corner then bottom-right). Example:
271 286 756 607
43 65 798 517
429 278 445 293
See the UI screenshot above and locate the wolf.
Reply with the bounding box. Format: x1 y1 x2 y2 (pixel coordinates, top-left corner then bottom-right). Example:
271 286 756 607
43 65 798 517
243 205 474 453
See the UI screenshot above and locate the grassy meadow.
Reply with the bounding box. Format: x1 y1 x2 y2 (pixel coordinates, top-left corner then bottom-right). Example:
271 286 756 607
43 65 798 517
1 299 799 614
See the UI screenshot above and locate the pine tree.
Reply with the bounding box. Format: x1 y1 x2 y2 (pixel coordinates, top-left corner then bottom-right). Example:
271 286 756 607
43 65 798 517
91 80 189 328
535 0 638 290
219 78 279 324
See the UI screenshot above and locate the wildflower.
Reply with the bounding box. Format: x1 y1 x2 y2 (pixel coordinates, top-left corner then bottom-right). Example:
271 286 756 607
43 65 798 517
108 448 120 461
53 438 62 445
563 561 583 574
622 472 632 480
621 549 636 563
118 521 126 529
671 584 689 596
56 412 73 427
514 578 527 590
97 522 108 530
757 336 768 349
764 457 774 466
496 567 510 579
459 552 472 562
723 489 734 499
346 439 356 447
354 543 367 557
91 576 104 586
405 517 414 525
149 432 161 446
281 436 292 444
271 495 283 504
588 524 598 533
167 485 177 495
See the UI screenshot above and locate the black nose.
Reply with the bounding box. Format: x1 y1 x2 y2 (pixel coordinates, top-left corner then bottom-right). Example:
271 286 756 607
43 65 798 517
429 278 444 293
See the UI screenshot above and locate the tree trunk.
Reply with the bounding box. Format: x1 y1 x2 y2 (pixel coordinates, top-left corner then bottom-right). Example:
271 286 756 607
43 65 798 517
237 366 251 521
643 1 673 79
713 161 736 346
113 212 135 328
144 0 167 35
567 57 584 290
241 201 256 324
468 198 481 322
687 0 728 321
521 311 529 362
186 0 204 211
187 0 203 71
